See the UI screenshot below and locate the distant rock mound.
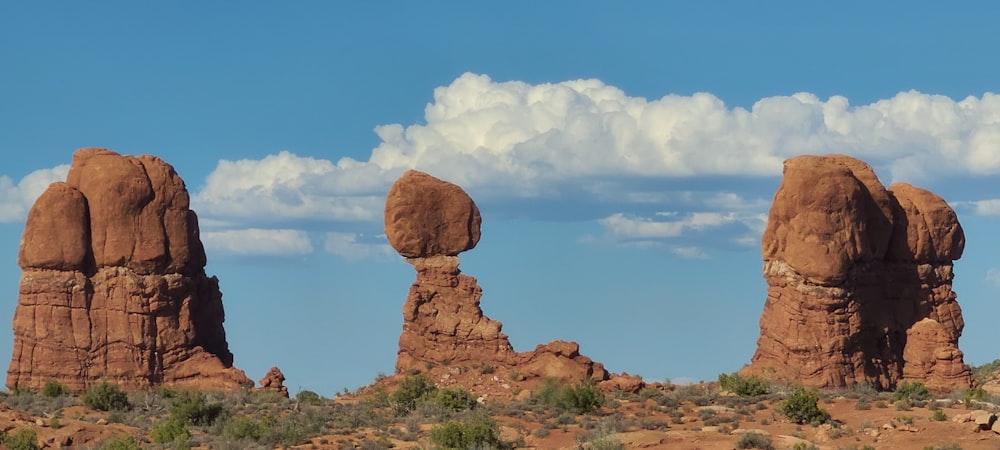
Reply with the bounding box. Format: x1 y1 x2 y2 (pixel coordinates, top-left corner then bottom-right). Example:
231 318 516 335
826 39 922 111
743 154 971 392
8 148 251 392
385 170 622 395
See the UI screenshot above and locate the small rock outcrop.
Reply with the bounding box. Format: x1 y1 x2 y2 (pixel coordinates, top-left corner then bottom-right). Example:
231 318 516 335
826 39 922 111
385 170 614 391
257 366 289 398
8 148 250 392
743 154 971 392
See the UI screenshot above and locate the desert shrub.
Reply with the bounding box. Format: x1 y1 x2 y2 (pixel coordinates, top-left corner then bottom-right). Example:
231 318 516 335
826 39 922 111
932 409 948 421
790 443 819 450
82 381 130 411
778 387 829 425
151 416 191 443
961 387 987 406
42 380 69 398
558 380 605 414
718 372 769 397
734 431 773 450
390 373 436 413
892 381 930 402
923 445 963 450
222 414 264 440
168 390 224 426
429 414 511 450
96 435 142 450
295 389 323 404
855 398 871 410
1 428 39 450
423 387 478 412
587 434 624 450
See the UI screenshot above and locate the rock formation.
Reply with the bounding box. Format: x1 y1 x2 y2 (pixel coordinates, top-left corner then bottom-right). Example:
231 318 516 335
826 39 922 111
385 170 616 391
743 154 971 392
8 148 250 392
257 366 289 398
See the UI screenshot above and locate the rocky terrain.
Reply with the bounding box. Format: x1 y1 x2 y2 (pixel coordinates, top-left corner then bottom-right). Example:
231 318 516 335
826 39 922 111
743 154 971 392
8 148 250 393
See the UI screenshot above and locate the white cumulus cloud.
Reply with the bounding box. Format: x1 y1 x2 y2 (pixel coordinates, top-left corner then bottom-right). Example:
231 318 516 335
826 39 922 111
192 73 1000 232
201 228 314 256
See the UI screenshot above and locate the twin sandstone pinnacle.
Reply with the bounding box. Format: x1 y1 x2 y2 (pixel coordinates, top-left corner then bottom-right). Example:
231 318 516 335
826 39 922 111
7 149 973 394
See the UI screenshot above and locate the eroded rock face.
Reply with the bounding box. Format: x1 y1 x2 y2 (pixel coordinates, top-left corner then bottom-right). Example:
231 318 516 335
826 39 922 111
744 154 971 391
8 148 250 392
257 366 289 398
387 171 611 389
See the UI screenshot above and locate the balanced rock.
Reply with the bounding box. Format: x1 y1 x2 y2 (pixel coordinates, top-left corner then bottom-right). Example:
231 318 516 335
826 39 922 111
386 171 608 388
744 154 971 391
8 148 250 392
385 170 481 258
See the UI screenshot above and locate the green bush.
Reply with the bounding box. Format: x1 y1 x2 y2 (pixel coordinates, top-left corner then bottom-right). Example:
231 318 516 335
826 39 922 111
892 381 930 402
96 435 142 450
778 387 829 425
151 416 191 443
962 387 987 406
535 378 605 414
558 380 605 414
734 431 773 449
222 415 264 440
169 390 224 426
41 380 69 398
2 428 39 450
718 373 769 397
295 390 323 404
932 409 948 421
82 381 130 411
390 373 437 413
424 387 478 412
429 414 510 450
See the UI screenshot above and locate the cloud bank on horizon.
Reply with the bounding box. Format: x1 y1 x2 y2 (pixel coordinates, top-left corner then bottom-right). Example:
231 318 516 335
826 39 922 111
3 73 1000 259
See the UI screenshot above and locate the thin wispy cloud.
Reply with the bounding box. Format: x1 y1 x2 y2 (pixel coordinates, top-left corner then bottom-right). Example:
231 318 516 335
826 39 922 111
323 232 395 261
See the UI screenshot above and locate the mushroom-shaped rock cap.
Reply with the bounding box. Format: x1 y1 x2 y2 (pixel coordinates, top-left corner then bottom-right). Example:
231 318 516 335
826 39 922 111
384 170 481 258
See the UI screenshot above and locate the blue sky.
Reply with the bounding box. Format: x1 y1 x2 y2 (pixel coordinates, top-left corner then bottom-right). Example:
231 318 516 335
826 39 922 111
3 2 1000 395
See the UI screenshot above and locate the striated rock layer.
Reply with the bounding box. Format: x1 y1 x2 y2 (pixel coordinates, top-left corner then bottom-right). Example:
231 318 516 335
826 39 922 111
744 154 971 392
8 148 250 392
386 170 615 389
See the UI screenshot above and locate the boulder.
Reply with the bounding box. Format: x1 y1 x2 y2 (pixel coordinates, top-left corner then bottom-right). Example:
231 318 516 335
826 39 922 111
7 148 249 392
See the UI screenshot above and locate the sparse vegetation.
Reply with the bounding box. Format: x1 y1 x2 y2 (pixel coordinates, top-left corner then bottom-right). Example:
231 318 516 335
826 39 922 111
535 378 605 414
718 372 769 397
82 381 130 411
41 380 69 398
734 431 774 449
429 414 511 450
1 428 40 450
892 381 930 403
778 387 829 425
